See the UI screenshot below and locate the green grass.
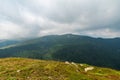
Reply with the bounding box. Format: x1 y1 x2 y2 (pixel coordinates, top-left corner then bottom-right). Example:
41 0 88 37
0 58 120 80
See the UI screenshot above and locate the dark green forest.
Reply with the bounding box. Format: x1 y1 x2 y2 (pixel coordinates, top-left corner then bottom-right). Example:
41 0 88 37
0 34 120 70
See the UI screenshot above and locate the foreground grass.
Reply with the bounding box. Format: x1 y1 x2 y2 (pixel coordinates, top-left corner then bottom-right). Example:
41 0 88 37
0 58 119 80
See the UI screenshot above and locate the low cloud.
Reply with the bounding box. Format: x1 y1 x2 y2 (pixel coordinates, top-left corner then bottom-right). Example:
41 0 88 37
0 0 120 39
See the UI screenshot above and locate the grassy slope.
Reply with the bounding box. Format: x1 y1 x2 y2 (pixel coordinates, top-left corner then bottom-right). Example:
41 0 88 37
0 58 120 80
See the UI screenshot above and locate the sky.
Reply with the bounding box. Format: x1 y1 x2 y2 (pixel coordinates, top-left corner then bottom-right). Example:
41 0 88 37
0 0 120 39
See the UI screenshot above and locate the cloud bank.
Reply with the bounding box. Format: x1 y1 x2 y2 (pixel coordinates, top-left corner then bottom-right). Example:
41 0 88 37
0 0 120 39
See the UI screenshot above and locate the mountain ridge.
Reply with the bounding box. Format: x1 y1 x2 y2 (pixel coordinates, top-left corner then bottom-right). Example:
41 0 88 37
0 34 120 70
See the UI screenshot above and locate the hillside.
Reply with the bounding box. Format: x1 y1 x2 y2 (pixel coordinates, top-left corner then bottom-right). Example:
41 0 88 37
0 58 120 80
0 40 20 48
0 34 120 70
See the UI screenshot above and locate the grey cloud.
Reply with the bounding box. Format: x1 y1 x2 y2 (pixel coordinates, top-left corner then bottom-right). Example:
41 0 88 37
0 0 120 39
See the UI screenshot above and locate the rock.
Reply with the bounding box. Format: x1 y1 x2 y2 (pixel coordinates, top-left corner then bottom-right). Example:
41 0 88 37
84 67 94 72
48 76 52 79
65 61 70 64
80 64 84 66
71 62 78 68
17 70 21 73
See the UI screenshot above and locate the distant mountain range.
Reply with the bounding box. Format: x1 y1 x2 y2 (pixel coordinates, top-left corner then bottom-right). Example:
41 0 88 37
0 40 20 48
0 34 120 70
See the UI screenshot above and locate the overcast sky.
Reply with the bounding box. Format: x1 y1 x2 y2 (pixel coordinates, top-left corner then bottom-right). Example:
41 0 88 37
0 0 120 39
